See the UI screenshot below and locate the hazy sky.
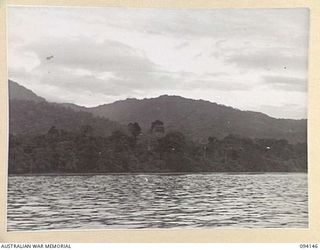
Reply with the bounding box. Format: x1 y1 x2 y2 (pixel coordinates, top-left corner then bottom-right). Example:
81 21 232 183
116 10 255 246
8 7 309 119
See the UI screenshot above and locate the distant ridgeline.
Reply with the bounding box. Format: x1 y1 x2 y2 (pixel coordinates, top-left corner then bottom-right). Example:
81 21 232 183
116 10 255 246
8 80 307 174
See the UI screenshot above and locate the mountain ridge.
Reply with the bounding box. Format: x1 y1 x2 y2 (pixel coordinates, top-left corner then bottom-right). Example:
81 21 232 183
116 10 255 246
85 94 307 143
9 80 46 103
8 80 307 143
93 94 306 122
9 80 306 121
8 80 124 136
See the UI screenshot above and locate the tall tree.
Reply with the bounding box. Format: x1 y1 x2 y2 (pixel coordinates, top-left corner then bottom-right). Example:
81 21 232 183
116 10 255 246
128 122 141 140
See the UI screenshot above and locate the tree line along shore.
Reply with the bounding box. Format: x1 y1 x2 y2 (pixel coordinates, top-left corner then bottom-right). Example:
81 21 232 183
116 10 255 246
9 120 307 174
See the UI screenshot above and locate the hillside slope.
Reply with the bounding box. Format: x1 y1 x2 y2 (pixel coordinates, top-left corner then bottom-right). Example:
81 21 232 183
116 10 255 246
9 100 124 137
9 80 46 103
8 80 307 143
8 80 124 136
88 95 307 143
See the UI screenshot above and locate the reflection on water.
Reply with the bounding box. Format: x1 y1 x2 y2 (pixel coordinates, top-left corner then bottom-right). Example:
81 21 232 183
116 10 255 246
7 173 308 231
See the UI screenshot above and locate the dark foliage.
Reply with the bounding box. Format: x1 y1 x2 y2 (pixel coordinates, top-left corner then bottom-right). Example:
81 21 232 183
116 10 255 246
128 122 142 140
9 127 307 174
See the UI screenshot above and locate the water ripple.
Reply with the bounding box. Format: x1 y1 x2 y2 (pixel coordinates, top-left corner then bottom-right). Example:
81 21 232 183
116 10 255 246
7 173 308 231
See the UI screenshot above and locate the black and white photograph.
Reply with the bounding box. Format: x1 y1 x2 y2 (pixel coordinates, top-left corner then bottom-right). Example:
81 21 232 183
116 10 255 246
7 6 309 231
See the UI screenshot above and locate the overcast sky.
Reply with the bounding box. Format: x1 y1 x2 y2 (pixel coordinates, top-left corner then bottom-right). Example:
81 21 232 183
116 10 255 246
8 7 309 119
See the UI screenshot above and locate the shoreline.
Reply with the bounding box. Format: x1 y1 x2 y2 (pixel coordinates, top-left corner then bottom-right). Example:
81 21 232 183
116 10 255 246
8 171 308 176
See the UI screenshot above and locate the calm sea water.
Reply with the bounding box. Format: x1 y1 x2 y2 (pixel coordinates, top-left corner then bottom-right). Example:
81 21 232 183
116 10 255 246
7 173 308 231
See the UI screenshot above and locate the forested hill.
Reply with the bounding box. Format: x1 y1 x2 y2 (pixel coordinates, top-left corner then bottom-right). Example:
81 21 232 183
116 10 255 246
9 80 46 103
9 80 125 137
8 80 307 173
87 95 307 144
8 80 307 143
9 100 124 137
